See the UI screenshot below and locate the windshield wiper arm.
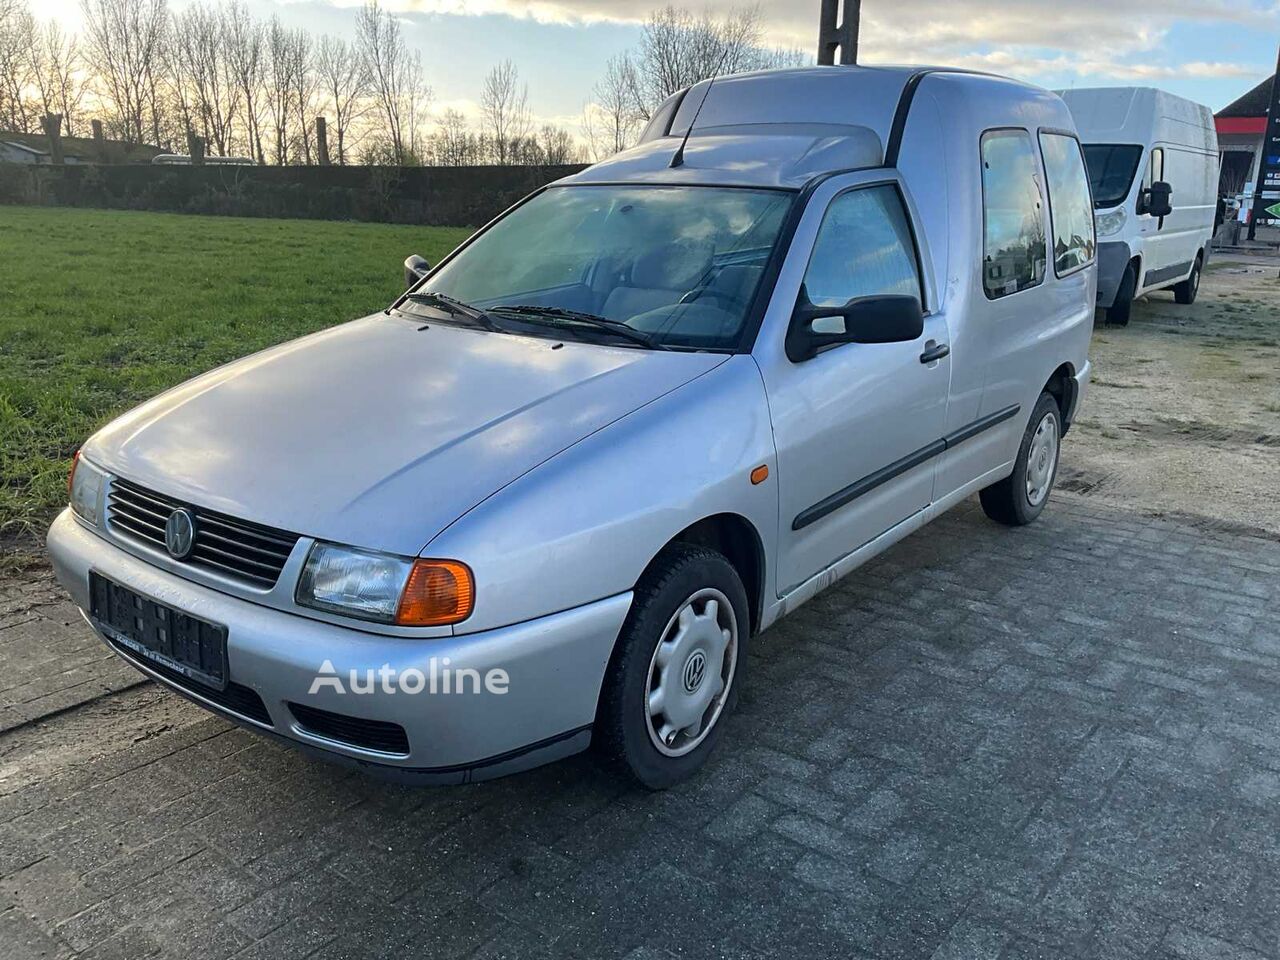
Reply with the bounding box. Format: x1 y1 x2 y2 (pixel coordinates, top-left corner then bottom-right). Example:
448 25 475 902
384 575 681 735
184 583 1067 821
402 291 502 330
493 304 664 349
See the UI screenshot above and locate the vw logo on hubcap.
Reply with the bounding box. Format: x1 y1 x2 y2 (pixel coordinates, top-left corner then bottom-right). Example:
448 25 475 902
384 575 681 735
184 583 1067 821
164 508 196 560
682 651 707 693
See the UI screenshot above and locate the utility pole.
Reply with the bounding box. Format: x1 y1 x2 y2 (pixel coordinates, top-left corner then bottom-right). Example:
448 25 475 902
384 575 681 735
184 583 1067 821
817 0 861 65
1247 42 1280 241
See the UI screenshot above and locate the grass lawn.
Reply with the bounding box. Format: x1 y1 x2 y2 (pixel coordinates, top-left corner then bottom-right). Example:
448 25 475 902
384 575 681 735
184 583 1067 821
0 205 471 559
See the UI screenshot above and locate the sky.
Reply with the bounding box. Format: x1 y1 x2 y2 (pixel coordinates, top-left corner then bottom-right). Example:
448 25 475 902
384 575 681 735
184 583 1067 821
40 0 1280 131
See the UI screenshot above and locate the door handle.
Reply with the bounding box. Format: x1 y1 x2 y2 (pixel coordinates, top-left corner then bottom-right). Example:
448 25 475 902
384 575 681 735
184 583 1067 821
920 341 950 364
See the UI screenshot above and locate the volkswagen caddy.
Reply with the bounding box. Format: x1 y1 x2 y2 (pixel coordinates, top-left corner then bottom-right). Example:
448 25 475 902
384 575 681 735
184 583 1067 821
49 66 1094 788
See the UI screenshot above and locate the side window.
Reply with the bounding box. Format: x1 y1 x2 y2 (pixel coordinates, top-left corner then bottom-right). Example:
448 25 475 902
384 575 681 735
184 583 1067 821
1039 133 1097 276
801 185 922 320
981 130 1047 299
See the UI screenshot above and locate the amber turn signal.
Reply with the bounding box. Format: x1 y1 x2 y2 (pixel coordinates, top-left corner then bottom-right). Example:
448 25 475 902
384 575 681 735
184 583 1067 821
750 464 769 485
395 560 475 626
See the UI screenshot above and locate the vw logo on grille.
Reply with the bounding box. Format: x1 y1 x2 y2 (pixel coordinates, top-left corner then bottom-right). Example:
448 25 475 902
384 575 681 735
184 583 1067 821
682 651 707 693
164 508 196 560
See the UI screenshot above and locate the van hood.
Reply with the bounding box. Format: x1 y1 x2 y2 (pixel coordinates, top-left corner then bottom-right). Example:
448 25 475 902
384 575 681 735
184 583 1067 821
84 315 726 556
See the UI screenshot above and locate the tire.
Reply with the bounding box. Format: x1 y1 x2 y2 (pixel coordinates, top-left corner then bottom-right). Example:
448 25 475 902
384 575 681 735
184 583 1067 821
980 392 1062 527
1173 255 1201 305
1106 262 1137 326
596 543 748 789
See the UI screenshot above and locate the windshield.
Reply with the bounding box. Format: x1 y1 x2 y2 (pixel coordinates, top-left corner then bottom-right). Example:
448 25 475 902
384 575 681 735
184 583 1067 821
1081 144 1143 209
414 185 793 350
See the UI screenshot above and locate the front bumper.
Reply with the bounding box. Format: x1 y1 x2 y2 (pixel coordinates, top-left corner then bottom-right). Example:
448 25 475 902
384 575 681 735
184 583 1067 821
47 509 630 783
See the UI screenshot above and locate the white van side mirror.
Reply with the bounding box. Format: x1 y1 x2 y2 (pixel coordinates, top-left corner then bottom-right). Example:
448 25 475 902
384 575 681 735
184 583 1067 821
1141 181 1173 219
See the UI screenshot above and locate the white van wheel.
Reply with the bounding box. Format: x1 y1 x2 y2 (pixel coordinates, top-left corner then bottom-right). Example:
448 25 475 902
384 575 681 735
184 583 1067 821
1174 256 1201 305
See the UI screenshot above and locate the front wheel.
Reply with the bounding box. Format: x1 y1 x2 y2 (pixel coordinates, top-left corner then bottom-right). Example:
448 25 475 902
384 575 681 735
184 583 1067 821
596 544 747 789
1173 256 1201 305
980 392 1062 526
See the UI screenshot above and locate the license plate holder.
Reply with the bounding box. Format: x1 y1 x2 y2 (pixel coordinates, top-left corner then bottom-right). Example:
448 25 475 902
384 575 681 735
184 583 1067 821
89 573 229 690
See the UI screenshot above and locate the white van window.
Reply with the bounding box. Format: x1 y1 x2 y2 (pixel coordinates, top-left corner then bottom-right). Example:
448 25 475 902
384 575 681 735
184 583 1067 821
1081 144 1143 209
802 185 922 314
1039 133 1097 276
981 130 1047 300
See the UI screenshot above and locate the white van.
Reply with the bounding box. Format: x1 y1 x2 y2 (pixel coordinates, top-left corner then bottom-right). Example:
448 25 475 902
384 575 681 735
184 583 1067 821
1059 87 1219 325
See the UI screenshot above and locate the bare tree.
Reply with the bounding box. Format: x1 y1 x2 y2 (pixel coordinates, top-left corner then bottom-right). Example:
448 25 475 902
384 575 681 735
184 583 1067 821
632 5 807 119
0 0 37 132
168 2 240 155
286 27 317 163
315 34 365 164
429 106 475 166
355 0 429 165
263 16 299 163
24 20 86 136
584 52 643 159
535 124 579 165
480 59 531 165
80 0 168 144
224 1 265 163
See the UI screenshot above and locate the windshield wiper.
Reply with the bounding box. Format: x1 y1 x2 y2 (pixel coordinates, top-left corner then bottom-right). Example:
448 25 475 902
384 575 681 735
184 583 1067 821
401 291 502 330
492 304 664 350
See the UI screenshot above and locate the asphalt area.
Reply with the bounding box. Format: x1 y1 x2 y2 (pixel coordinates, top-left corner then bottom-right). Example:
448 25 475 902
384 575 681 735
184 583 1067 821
1 254 1278 959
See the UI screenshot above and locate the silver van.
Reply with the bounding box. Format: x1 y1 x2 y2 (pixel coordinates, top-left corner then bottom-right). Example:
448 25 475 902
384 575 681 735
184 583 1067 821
48 66 1094 788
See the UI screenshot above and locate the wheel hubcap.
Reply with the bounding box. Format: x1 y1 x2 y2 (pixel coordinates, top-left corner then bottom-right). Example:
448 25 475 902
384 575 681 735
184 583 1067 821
1025 412 1059 507
645 587 738 757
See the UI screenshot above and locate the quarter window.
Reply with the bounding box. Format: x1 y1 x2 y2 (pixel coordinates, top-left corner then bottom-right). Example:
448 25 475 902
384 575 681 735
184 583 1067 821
1039 133 1097 276
981 130 1047 299
801 185 922 312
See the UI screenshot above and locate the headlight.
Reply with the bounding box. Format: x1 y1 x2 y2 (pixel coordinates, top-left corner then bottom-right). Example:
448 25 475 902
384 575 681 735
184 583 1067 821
1095 208 1126 238
296 542 474 627
69 453 106 525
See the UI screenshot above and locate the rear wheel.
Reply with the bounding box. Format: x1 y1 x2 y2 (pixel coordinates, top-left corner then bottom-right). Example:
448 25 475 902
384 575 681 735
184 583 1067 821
596 544 747 789
1173 255 1202 305
1106 262 1137 326
980 392 1062 527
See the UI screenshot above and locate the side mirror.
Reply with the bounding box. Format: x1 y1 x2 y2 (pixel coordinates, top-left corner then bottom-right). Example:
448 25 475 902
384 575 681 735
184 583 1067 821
404 254 431 289
785 288 924 362
1142 181 1173 219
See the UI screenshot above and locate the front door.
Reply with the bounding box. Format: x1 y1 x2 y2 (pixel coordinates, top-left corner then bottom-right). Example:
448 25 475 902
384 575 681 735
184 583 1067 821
755 179 951 594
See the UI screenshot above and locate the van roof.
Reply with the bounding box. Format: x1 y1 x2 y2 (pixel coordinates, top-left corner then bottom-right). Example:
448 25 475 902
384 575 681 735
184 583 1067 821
1056 86 1215 149
561 65 1048 190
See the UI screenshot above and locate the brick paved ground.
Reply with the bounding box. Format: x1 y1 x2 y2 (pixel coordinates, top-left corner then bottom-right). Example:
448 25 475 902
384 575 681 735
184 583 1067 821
2 492 1279 960
0 580 146 735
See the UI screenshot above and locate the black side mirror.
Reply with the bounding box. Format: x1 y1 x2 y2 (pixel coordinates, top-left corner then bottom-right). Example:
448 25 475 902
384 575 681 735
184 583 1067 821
786 288 924 362
1143 181 1173 219
404 254 431 289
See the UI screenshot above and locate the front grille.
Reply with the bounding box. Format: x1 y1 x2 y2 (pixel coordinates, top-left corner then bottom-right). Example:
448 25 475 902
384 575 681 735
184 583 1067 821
107 638 273 726
107 478 300 589
288 702 410 755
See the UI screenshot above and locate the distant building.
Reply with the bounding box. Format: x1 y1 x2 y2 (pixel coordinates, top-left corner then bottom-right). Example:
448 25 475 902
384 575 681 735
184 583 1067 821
0 140 85 164
1216 75 1271 198
0 129 164 165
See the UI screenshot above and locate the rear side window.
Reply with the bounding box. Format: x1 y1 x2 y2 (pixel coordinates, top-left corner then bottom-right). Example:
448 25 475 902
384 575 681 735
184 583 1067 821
1039 133 1097 276
802 184 922 309
981 130 1047 300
